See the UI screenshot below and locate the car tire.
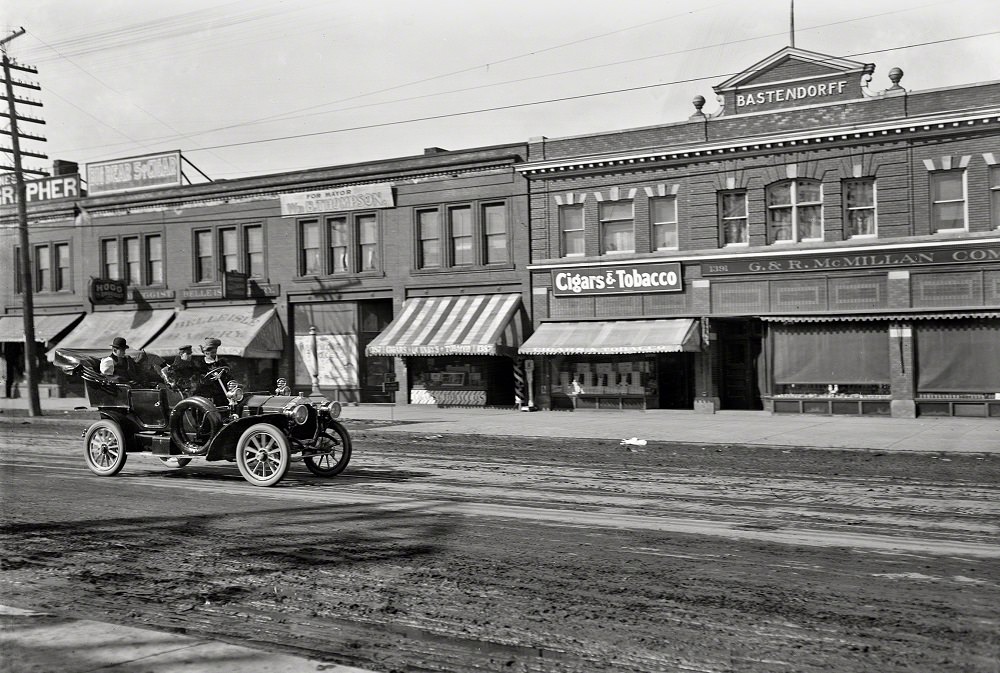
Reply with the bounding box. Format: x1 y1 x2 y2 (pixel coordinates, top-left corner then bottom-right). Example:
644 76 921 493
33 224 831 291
303 422 352 477
170 396 222 455
83 419 128 477
235 423 291 487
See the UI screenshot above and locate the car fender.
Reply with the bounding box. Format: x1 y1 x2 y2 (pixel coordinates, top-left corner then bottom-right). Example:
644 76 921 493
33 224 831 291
204 413 288 462
96 409 142 452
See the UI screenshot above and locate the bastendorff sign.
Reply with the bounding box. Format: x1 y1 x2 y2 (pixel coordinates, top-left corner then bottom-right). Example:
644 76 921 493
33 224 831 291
700 244 1000 276
551 262 682 297
86 151 182 195
280 183 394 216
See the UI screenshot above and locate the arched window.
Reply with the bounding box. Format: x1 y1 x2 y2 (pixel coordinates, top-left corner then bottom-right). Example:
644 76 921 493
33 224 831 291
767 179 823 243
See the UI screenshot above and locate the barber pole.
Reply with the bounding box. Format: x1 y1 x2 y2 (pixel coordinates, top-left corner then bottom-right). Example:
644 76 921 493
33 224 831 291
513 357 526 408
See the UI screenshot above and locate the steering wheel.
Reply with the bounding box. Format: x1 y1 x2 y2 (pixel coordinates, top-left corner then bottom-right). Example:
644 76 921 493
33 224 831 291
203 365 230 382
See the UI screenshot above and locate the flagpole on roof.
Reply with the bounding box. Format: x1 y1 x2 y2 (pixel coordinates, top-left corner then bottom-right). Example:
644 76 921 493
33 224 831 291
790 0 795 48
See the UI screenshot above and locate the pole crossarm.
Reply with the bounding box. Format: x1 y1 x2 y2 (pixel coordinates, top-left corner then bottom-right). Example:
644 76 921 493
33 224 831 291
0 128 46 142
1 94 43 107
0 78 41 91
0 110 45 124
0 147 47 159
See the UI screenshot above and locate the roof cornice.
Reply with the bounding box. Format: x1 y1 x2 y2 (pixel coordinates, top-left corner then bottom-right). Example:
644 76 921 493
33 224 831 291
517 107 1000 177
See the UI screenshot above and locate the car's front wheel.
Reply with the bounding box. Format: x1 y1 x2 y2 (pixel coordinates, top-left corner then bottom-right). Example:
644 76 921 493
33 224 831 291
84 419 128 476
235 424 290 487
303 422 352 477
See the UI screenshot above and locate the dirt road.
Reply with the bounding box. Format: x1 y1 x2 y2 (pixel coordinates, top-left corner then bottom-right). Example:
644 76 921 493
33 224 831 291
1 420 998 672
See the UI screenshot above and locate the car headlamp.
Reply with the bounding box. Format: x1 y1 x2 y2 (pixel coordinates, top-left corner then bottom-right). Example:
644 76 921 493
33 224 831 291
320 400 342 420
289 403 309 425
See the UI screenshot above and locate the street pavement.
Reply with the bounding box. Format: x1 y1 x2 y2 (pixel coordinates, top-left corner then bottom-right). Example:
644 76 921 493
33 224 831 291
2 394 999 454
2 394 998 672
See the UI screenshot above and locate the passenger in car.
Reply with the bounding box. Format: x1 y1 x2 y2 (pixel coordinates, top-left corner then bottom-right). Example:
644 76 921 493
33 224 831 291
161 344 199 395
100 336 140 384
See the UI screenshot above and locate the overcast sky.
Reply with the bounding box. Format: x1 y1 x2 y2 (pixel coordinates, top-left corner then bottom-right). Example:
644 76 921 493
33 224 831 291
2 0 998 183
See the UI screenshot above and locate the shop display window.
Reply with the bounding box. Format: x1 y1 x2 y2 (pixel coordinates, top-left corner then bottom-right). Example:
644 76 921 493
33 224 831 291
411 357 486 390
549 356 658 398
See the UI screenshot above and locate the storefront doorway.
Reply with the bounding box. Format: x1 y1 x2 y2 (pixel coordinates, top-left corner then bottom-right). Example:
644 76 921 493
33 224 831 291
715 318 763 410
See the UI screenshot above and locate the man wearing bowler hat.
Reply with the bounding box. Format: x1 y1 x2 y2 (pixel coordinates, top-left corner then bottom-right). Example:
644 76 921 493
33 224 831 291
100 336 139 383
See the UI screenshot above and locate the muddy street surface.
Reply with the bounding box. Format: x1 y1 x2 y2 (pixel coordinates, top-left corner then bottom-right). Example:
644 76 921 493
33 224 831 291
1 418 998 673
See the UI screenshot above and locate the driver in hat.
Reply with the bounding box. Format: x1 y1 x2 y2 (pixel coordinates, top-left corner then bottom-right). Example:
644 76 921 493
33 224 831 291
160 344 198 394
193 337 236 404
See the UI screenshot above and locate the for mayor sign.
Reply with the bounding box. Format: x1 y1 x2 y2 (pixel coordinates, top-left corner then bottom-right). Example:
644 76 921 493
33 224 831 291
280 183 394 216
551 262 682 297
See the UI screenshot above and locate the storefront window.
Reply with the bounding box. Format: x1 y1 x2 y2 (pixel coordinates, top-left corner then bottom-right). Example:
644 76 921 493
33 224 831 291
548 356 658 409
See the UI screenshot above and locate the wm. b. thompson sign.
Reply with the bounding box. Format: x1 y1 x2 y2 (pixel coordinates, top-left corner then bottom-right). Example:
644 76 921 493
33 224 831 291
700 244 1000 276
552 262 682 297
280 183 393 216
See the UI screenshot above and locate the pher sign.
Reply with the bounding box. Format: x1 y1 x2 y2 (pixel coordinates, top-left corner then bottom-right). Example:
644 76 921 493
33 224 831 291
0 174 81 206
551 262 682 297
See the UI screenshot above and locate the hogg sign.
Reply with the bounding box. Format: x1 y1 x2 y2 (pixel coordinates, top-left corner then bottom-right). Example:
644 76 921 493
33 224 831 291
551 262 682 297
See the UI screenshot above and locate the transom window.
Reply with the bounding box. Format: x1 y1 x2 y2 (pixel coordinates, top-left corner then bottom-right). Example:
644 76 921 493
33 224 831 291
719 191 748 246
767 179 823 243
600 201 634 254
651 197 678 250
559 205 584 257
844 179 876 238
930 171 966 232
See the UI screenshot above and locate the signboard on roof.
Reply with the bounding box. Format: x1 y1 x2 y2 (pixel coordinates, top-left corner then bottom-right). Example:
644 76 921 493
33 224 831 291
280 183 394 216
0 174 82 206
86 151 182 195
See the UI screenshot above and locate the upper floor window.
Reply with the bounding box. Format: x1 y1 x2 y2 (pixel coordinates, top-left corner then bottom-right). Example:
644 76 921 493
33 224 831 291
719 191 748 246
194 230 214 282
123 236 141 285
991 166 1000 230
145 235 163 285
244 225 263 277
417 209 441 269
600 201 634 254
34 245 50 292
102 239 119 280
651 197 678 250
357 214 378 271
299 220 321 275
329 217 349 274
483 203 508 264
219 228 238 274
844 179 876 238
560 205 585 257
297 213 379 277
767 179 822 243
54 243 70 291
449 206 473 266
930 171 966 232
24 242 70 293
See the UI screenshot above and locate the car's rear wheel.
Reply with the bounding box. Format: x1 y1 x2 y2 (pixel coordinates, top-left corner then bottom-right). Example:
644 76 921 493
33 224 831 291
236 424 290 487
84 419 128 476
303 422 352 477
158 457 192 468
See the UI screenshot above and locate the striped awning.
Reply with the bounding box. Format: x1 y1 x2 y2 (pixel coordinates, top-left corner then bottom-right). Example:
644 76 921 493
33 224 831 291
519 319 700 355
144 306 283 359
0 313 83 344
366 294 525 356
760 310 1000 323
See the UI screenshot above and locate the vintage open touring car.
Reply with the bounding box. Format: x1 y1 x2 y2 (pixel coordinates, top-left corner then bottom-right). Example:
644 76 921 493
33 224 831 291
53 349 352 487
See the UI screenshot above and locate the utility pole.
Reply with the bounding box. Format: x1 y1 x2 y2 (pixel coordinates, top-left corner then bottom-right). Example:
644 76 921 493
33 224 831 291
1 28 43 416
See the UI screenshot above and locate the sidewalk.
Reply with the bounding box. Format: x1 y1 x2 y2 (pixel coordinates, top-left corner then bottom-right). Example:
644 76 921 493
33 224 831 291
2 395 999 453
0 604 373 673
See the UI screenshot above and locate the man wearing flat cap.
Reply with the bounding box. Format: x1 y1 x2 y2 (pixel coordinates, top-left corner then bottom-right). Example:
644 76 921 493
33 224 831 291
192 337 233 403
100 336 139 383
160 344 198 394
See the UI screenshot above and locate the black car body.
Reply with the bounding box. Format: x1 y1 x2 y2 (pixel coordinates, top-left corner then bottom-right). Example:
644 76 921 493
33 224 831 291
54 348 352 487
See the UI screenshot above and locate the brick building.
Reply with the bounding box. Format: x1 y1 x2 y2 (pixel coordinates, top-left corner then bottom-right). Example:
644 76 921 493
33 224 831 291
0 145 530 405
518 47 1000 417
